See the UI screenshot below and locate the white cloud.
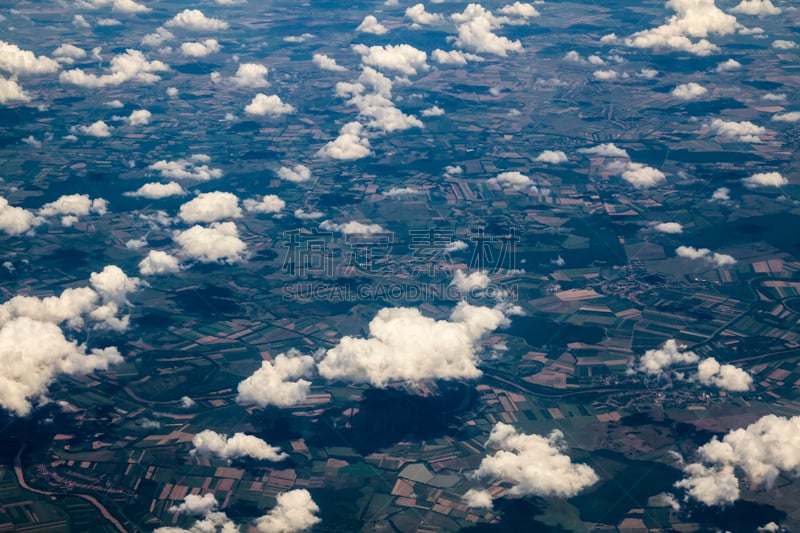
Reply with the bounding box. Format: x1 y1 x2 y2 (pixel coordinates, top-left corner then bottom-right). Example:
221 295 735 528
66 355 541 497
0 40 60 76
317 122 372 160
245 94 295 116
165 9 229 31
230 63 269 88
277 164 311 183
123 109 151 126
672 82 707 99
72 120 112 138
154 511 236 533
709 118 765 143
772 40 797 50
488 171 535 191
111 0 150 14
676 414 800 505
243 195 285 214
191 430 286 461
431 49 483 65
173 222 247 264
623 0 741 56
0 77 31 103
317 302 511 386
320 220 385 235
715 58 741 72
0 317 122 416
39 194 108 227
637 339 699 376
676 246 736 267
312 54 346 72
406 4 445 25
500 2 540 18
732 0 780 15
53 44 87 65
450 270 490 293
254 490 321 533
294 209 324 220
236 350 315 408
356 15 388 35
125 181 186 199
534 150 567 164
73 15 90 28
60 49 168 88
772 111 800 123
637 68 659 79
149 154 222 182
179 192 242 223
743 171 787 188
472 423 598 499
578 143 629 158
695 357 752 391
180 39 220 58
711 187 730 202
621 163 666 188
463 488 494 509
452 4 522 56
654 222 683 234
383 187 423 198
593 69 618 81
352 44 428 76
422 106 444 117
0 197 41 235
139 250 181 275
142 28 175 47
169 494 218 516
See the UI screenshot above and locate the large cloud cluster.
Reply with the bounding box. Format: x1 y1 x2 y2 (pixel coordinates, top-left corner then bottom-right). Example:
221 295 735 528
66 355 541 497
236 350 316 408
0 197 42 235
60 49 168 87
676 415 800 506
468 423 598 506
451 4 523 56
0 40 60 76
191 430 287 462
317 302 511 386
39 194 108 226
0 266 139 416
636 339 699 376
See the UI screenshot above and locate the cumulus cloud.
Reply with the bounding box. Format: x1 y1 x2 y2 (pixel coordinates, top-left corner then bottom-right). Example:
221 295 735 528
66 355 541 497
179 192 242 223
254 489 321 533
165 9 229 31
142 28 175 47
317 121 372 160
406 4 445 25
173 222 247 264
463 488 494 509
245 94 295 116
149 154 222 182
621 163 666 188
500 2 540 18
731 0 780 15
125 181 186 199
277 164 311 183
53 44 87 65
772 40 797 50
695 357 752 391
121 109 151 126
711 187 731 202
294 209 324 220
236 350 315 408
139 250 181 276
243 195 285 214
0 40 60 76
772 112 800 123
230 63 269 88
743 171 787 188
452 4 523 56
676 414 800 506
622 0 741 55
317 302 511 386
709 118 765 143
672 82 708 99
336 67 423 133
357 15 388 35
154 510 236 533
312 53 346 72
0 197 41 235
169 494 218 516
319 220 386 235
422 106 444 117
180 39 220 58
431 49 483 65
593 69 618 81
488 171 535 191
352 44 428 76
72 120 112 138
654 222 683 234
39 194 108 226
191 430 286 461
383 186 423 198
578 143 629 158
676 246 736 267
60 49 168 88
715 58 741 71
78 0 151 13
0 77 31 104
471 423 598 500
450 270 490 294
534 150 567 164
637 339 699 376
